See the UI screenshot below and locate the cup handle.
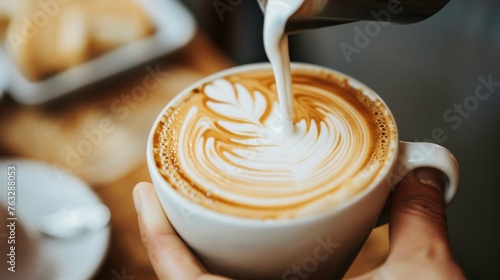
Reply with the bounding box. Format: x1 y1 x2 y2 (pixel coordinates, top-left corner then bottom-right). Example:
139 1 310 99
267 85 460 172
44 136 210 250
375 141 460 227
394 141 460 206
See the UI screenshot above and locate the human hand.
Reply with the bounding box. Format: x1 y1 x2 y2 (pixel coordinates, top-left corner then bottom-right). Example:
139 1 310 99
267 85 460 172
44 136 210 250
132 182 229 280
346 168 466 280
133 168 465 280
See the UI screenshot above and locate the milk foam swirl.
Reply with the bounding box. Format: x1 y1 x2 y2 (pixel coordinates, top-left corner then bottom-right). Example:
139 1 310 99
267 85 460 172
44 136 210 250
153 69 395 219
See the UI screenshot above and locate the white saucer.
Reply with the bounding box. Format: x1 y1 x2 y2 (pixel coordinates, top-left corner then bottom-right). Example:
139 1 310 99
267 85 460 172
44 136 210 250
0 159 110 280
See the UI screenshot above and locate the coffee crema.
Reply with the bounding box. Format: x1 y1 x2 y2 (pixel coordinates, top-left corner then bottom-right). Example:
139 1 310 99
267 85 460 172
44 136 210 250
153 68 396 219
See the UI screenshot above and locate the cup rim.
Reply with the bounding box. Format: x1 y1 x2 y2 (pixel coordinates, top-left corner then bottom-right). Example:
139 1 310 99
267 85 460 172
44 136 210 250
147 62 399 226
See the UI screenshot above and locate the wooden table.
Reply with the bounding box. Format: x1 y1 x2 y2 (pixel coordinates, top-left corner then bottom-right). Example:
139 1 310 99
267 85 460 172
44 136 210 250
0 32 388 279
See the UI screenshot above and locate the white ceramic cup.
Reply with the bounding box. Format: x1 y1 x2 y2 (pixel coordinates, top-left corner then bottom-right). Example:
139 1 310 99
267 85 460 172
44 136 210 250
147 63 459 279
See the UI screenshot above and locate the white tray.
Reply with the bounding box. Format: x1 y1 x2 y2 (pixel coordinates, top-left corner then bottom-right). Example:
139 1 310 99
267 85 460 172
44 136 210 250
0 0 196 105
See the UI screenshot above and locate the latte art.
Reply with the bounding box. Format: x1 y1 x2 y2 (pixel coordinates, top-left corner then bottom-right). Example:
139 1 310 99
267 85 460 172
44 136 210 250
153 68 396 219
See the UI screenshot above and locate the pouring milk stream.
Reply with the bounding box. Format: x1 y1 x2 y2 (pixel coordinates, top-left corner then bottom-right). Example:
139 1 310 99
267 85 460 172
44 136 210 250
263 0 320 135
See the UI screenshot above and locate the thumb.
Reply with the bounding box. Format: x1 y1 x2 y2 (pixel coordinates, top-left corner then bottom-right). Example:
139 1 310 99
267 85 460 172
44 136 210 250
388 167 451 259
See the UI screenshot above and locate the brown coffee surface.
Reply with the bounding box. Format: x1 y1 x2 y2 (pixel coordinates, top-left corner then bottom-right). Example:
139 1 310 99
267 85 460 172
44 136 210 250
153 67 396 219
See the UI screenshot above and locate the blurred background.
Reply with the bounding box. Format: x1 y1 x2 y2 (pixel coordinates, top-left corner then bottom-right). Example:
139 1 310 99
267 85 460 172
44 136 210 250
183 0 500 278
0 0 498 279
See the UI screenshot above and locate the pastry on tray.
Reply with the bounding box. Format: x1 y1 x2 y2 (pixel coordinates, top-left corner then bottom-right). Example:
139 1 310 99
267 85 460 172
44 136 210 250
0 0 12 39
4 0 155 81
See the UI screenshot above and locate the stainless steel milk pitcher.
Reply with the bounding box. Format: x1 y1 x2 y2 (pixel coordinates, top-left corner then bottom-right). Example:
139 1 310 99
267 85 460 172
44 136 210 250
257 0 451 32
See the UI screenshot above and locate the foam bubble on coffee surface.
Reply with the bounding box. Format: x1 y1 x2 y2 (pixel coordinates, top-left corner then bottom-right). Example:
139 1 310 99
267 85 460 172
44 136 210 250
153 69 396 219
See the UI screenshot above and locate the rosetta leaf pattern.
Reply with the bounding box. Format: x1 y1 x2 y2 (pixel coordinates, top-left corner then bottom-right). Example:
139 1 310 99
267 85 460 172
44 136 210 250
206 79 267 137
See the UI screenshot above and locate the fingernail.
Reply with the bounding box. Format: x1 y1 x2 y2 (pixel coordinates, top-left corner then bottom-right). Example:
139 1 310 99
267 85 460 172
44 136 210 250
133 190 141 215
414 168 445 194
